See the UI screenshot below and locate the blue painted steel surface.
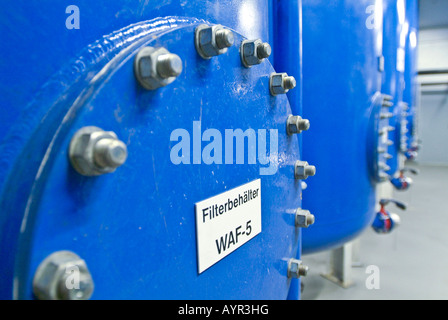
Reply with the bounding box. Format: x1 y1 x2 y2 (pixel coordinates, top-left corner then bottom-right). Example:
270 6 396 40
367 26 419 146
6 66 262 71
301 0 385 254
0 0 273 143
273 0 303 300
403 0 419 152
0 2 302 299
381 0 407 176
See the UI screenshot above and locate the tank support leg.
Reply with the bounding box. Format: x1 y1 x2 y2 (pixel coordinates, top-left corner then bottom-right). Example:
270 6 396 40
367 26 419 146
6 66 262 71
320 242 355 288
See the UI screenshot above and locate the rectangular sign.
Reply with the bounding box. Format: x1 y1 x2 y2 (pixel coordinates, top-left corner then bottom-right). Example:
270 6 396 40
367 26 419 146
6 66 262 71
195 179 262 274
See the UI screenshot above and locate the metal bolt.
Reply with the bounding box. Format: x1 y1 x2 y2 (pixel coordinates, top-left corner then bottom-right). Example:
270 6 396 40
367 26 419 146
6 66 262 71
386 126 395 132
257 42 272 59
295 209 315 228
384 153 393 160
215 29 235 49
382 94 393 101
69 126 128 176
380 112 393 119
382 100 393 108
283 76 296 89
270 73 296 95
33 251 94 300
287 115 310 135
401 102 409 111
195 24 234 59
287 259 308 279
379 162 391 171
294 160 316 180
240 39 271 67
93 138 127 169
134 46 182 90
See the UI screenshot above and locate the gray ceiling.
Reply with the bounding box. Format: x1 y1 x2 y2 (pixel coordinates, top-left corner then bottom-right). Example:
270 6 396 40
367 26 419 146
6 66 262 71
419 0 448 29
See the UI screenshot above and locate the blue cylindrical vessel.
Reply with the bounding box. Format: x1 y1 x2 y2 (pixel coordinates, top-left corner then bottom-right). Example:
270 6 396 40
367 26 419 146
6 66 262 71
273 0 303 300
0 0 274 143
381 0 408 176
301 0 386 254
0 1 304 299
403 0 419 152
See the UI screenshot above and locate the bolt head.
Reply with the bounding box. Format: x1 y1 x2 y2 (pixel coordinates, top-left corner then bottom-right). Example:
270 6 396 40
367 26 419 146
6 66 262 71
241 39 270 67
69 126 127 176
195 24 233 59
33 251 94 300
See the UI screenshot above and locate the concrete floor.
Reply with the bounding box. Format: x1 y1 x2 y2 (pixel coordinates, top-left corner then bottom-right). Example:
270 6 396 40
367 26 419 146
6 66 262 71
301 163 448 300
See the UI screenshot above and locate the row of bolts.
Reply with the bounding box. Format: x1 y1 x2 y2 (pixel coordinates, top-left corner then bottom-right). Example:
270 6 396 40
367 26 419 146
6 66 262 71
33 24 314 300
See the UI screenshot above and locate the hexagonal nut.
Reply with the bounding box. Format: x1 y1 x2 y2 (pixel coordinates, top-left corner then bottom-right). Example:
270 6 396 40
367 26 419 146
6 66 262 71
69 126 121 176
195 24 233 59
241 39 263 67
295 209 315 228
287 259 308 279
270 73 295 96
287 115 310 135
33 251 94 300
134 46 179 90
294 160 316 180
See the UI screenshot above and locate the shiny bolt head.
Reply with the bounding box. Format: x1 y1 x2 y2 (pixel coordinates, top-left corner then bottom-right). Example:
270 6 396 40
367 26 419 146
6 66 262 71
195 24 234 59
33 251 94 300
295 209 315 228
69 126 128 176
270 73 296 96
240 39 271 67
287 259 308 279
134 46 182 90
294 160 316 180
287 115 310 135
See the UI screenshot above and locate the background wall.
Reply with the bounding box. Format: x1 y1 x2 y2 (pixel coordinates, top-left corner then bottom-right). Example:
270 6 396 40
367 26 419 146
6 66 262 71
417 0 448 165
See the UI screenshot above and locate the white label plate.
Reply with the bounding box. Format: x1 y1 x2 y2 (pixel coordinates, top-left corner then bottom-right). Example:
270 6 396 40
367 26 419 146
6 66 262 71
195 179 262 274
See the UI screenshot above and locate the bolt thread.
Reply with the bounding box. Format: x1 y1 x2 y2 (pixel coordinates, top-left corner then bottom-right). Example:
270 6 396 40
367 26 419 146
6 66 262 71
156 54 183 78
257 42 271 59
215 29 234 49
305 165 316 177
298 119 310 131
306 214 315 226
298 265 309 277
283 76 296 90
94 138 128 169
